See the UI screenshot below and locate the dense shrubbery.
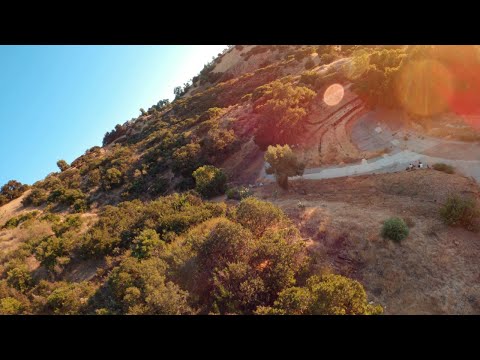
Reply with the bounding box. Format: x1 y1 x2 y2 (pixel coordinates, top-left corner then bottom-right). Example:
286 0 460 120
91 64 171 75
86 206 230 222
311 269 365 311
440 195 479 231
257 274 383 315
252 80 316 149
105 257 192 315
192 165 227 198
381 217 409 242
81 193 225 257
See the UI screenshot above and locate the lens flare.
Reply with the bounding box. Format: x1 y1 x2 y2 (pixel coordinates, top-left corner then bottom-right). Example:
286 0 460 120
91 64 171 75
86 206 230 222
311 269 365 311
395 59 454 117
323 84 344 106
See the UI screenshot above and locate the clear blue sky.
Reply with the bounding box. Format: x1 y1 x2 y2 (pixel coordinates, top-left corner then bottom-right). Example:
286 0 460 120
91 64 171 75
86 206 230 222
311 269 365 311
0 45 227 185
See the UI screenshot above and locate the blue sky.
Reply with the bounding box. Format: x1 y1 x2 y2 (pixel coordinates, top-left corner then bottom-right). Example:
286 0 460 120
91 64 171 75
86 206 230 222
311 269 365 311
0 45 227 185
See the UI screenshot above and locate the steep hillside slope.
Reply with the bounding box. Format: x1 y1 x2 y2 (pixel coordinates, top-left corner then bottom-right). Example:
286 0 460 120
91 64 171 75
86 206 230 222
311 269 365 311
1 45 480 315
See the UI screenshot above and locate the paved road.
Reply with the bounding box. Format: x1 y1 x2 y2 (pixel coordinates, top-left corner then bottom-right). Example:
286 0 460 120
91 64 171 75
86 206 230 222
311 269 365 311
259 109 480 183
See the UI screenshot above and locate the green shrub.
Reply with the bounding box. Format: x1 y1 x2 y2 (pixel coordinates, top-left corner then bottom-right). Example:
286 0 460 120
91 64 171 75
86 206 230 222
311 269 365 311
300 70 320 87
440 195 479 231
226 186 253 200
0 297 24 314
106 257 192 315
192 165 227 198
432 163 454 174
52 215 83 237
45 281 96 315
7 265 33 292
131 229 162 259
34 235 73 272
73 198 88 213
382 217 409 242
236 197 286 236
103 168 123 190
22 188 49 207
2 211 39 229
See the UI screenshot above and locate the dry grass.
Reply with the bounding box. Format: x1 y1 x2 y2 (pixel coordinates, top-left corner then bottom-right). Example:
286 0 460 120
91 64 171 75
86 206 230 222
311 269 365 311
254 170 480 314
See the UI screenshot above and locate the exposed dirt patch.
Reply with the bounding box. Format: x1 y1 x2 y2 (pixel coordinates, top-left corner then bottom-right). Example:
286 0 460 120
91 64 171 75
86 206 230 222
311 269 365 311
254 171 480 314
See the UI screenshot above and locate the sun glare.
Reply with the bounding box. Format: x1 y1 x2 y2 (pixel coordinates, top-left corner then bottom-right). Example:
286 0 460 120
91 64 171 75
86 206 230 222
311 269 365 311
323 84 344 106
395 59 454 117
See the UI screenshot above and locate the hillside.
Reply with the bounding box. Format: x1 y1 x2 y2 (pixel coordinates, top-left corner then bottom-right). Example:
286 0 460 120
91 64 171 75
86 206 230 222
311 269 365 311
1 45 480 315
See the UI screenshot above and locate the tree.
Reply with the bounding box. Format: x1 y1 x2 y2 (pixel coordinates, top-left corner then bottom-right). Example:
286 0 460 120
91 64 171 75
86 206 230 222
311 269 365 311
131 229 162 259
174 86 183 98
0 180 28 206
56 160 70 172
264 145 305 189
192 165 227 198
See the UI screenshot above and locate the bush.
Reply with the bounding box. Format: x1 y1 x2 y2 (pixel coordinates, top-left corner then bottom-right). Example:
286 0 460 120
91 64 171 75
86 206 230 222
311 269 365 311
103 168 123 190
52 215 83 237
300 70 320 87
131 229 162 259
226 186 253 200
45 281 96 315
34 235 73 272
236 198 286 236
381 217 409 242
2 211 39 229
440 195 479 231
172 143 203 177
432 163 454 174
106 257 192 315
72 198 88 213
0 297 24 314
192 165 227 198
22 188 48 207
7 265 33 292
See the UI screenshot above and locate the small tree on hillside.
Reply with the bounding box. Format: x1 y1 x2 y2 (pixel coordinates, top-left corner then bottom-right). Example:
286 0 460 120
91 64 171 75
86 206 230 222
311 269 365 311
56 160 70 172
0 180 28 206
265 145 305 190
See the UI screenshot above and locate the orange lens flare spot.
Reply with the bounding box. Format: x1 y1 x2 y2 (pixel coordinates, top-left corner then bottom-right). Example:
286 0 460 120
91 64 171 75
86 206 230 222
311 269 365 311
396 59 455 117
323 84 344 106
